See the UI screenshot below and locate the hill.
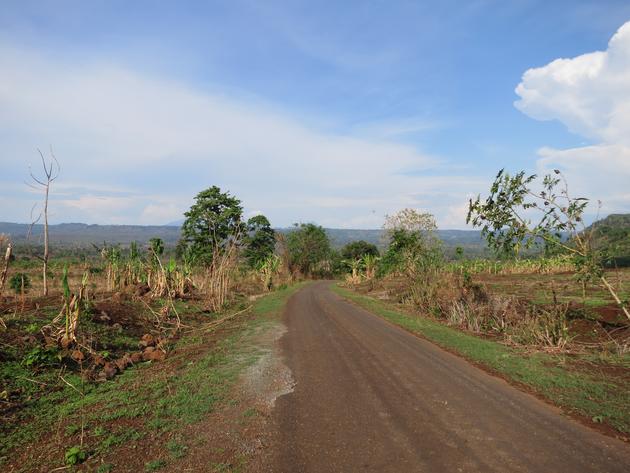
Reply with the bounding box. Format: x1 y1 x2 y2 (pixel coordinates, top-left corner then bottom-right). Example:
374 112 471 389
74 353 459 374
589 214 630 264
0 222 182 248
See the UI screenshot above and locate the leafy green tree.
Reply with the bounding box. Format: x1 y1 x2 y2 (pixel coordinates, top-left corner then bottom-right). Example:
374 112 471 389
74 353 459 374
328 248 345 276
179 186 243 265
286 223 331 275
379 229 433 276
341 240 379 261
244 215 276 268
379 209 442 277
149 238 164 257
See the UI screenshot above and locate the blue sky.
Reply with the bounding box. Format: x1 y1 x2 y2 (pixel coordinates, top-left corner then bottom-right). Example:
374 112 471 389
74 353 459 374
1 0 629 228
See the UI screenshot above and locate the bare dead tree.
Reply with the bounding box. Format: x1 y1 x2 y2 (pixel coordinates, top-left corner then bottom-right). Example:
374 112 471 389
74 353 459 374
28 147 60 296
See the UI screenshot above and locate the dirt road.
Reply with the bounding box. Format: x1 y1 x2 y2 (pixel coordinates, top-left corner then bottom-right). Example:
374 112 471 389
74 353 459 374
265 281 630 472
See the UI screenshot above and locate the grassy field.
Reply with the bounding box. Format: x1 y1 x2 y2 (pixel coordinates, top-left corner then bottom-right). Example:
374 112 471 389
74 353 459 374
333 284 630 438
476 269 630 309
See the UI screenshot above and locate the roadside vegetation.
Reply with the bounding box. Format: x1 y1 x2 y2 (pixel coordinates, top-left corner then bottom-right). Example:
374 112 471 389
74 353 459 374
338 169 629 437
2 155 629 468
334 285 630 435
0 176 325 471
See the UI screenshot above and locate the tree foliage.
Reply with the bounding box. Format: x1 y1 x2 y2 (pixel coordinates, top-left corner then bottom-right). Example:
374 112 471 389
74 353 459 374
379 209 442 276
467 168 629 321
243 215 276 268
149 237 164 257
341 240 379 261
9 273 31 294
286 223 331 275
467 169 593 261
179 186 243 265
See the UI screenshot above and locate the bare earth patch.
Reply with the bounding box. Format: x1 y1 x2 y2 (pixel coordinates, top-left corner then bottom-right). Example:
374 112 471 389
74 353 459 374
240 322 295 413
156 319 295 473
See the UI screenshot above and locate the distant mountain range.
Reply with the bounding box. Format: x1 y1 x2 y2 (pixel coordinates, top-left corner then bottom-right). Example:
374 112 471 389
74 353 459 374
3 213 628 259
0 222 484 251
0 222 182 247
321 228 485 250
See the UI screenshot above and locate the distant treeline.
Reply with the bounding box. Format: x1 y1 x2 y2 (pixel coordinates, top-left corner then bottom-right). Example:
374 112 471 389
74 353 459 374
0 222 489 254
4 215 630 264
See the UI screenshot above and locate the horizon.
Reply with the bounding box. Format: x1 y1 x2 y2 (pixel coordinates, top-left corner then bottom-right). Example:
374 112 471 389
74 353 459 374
0 220 483 231
1 1 629 229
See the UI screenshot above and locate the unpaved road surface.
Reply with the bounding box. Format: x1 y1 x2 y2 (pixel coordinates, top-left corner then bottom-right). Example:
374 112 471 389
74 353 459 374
264 281 630 472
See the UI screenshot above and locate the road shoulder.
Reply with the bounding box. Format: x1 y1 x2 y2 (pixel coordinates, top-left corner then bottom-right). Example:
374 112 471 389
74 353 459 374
332 283 630 442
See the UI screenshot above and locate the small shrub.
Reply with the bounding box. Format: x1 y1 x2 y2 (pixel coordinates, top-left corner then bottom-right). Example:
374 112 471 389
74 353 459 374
65 446 88 465
99 350 111 360
65 424 81 435
534 304 571 348
166 439 187 459
22 346 61 368
447 301 483 332
145 459 167 471
509 304 571 348
39 270 55 281
25 323 40 334
93 426 107 436
9 273 31 294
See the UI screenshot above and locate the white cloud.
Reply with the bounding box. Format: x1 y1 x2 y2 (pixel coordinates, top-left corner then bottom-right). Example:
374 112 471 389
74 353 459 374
515 21 630 144
536 144 630 213
139 203 187 225
56 195 138 224
246 210 263 219
515 21 630 215
0 42 479 228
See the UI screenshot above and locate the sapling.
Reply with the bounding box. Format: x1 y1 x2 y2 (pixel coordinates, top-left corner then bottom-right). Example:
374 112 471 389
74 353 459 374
27 148 60 296
467 169 629 321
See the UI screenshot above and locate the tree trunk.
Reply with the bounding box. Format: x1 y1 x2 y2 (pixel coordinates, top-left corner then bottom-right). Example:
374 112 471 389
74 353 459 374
0 242 12 295
600 275 630 322
43 184 50 296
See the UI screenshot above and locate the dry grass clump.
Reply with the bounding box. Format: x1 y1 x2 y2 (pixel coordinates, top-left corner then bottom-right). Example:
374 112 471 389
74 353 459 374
357 271 591 351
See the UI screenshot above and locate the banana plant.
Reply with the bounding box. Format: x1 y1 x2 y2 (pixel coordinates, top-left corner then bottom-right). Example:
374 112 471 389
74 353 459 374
342 258 364 284
258 255 281 291
361 254 380 280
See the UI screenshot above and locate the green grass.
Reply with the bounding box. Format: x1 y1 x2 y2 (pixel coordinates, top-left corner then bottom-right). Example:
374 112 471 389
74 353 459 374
333 284 630 434
145 459 168 471
210 458 246 472
98 428 143 451
166 438 187 459
252 282 306 316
